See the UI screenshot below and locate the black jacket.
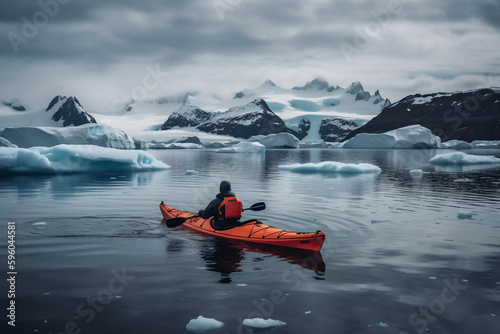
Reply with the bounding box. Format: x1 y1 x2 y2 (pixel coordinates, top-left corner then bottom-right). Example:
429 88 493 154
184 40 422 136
200 191 240 226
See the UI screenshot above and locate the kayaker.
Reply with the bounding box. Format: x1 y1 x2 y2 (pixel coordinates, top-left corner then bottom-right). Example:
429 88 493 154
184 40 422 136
199 180 242 229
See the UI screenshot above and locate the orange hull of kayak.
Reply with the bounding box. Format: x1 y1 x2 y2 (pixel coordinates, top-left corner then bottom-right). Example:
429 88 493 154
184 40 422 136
159 202 325 251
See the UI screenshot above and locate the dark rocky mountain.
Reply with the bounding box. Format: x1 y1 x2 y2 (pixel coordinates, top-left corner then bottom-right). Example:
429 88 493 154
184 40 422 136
46 96 97 127
160 106 213 130
343 88 500 142
319 117 359 142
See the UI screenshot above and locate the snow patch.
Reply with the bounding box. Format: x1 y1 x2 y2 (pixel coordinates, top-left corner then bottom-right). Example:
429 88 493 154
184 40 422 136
278 161 381 174
0 145 169 174
429 152 500 165
185 316 225 332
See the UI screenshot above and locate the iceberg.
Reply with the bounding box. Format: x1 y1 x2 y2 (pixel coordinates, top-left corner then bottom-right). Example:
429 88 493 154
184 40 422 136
440 140 472 150
0 124 136 149
216 142 266 153
471 140 500 149
278 161 381 174
429 152 500 165
185 316 224 332
242 318 286 328
249 132 299 149
342 125 441 149
0 145 169 174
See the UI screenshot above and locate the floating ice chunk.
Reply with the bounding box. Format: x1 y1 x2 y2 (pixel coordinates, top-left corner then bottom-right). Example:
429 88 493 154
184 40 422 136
185 316 225 332
216 142 265 153
305 311 312 314
242 318 286 328
249 132 299 148
278 161 381 174
185 170 199 175
376 322 389 328
429 276 437 280
429 152 500 165
0 145 170 174
32 222 46 229
440 140 472 150
457 211 473 220
410 169 424 178
236 283 247 287
471 140 500 149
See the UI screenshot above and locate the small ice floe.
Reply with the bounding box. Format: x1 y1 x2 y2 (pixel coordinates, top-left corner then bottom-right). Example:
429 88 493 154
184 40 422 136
278 161 381 174
457 211 473 220
216 142 266 153
491 314 497 317
236 283 247 287
429 276 437 280
410 169 424 178
42 292 50 296
185 316 225 332
32 222 46 229
305 311 312 315
185 170 199 175
115 295 122 299
242 318 286 328
429 152 500 165
376 322 389 328
454 178 473 183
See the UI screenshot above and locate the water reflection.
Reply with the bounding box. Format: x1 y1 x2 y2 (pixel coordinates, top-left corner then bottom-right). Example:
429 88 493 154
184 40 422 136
199 238 326 284
162 220 326 284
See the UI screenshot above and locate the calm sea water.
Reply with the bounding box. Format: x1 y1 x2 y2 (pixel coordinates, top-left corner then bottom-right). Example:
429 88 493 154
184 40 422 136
1 149 500 334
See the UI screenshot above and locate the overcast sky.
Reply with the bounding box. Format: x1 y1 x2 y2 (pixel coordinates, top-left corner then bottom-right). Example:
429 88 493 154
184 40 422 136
1 0 499 112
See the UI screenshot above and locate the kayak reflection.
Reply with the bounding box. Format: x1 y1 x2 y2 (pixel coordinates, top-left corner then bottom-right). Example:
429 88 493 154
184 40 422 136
197 235 326 284
162 219 326 283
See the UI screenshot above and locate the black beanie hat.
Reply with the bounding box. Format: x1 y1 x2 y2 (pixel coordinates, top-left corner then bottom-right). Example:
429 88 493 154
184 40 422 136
220 180 231 193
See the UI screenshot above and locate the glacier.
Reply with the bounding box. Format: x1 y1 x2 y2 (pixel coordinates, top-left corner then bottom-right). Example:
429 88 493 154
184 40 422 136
0 145 169 174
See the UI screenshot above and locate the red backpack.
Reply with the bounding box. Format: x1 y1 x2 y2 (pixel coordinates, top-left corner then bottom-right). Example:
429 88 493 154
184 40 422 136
217 196 242 221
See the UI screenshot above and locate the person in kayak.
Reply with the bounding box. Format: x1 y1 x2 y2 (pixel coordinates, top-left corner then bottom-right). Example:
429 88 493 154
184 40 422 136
199 180 243 229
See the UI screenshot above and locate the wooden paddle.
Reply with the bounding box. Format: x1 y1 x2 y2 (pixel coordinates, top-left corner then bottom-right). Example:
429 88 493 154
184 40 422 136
166 202 266 228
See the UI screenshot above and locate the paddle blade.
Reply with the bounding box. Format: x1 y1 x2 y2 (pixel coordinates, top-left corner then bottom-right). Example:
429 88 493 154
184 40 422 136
245 202 266 212
166 217 188 228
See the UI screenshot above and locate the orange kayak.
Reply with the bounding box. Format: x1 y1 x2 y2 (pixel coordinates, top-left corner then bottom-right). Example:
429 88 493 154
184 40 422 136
159 202 325 251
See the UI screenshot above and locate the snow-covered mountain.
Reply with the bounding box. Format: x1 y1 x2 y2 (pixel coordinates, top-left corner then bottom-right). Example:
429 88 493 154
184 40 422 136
160 106 213 130
154 77 390 142
160 99 295 139
46 96 97 127
344 88 500 142
0 95 97 128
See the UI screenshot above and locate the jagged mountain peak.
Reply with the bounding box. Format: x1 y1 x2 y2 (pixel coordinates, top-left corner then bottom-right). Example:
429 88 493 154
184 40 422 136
46 95 97 127
293 77 335 92
260 79 277 87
